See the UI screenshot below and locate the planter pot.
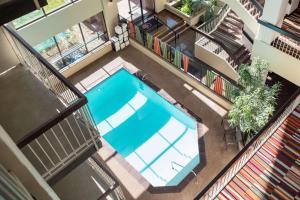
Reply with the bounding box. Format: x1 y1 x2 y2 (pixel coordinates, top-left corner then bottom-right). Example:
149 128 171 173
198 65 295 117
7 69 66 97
235 128 244 150
165 1 206 25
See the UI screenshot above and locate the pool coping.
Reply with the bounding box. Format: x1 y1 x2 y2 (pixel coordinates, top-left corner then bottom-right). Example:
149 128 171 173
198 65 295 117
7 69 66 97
79 63 207 193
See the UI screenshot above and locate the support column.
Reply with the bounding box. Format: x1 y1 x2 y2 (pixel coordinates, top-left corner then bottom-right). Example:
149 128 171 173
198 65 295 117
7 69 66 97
257 0 288 44
102 0 119 38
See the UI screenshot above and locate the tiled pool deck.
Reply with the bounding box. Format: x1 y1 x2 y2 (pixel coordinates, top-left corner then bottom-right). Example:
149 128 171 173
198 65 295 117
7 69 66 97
68 46 239 200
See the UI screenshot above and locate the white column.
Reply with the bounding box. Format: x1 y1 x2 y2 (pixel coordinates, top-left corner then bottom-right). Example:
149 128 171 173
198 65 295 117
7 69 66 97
102 0 119 38
257 0 288 44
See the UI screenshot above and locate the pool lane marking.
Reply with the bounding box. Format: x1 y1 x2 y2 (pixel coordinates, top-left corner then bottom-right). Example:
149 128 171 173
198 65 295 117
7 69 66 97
132 152 167 183
139 127 189 175
157 132 193 160
97 91 148 135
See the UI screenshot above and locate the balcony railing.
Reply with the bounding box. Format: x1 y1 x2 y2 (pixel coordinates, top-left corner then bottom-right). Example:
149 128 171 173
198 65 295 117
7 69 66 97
258 19 300 61
126 21 239 102
194 88 300 200
3 26 101 181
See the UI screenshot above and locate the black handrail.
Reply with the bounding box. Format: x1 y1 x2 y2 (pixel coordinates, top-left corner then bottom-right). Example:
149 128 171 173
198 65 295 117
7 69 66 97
191 26 240 66
4 25 88 148
152 15 179 47
194 87 300 199
258 19 300 43
153 15 178 37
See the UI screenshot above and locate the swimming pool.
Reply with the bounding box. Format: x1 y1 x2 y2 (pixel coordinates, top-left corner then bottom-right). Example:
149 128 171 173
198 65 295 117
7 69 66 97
86 69 200 187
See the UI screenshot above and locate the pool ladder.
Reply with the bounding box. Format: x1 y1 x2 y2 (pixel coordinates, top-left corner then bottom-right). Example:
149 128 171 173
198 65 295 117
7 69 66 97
171 161 198 184
136 71 151 81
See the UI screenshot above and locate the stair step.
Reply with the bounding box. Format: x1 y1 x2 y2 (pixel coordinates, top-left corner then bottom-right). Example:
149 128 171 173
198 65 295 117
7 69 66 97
154 27 168 37
161 23 187 41
234 46 247 58
220 23 242 33
165 26 189 43
156 21 184 39
227 12 243 23
160 22 186 41
239 53 251 64
217 26 241 40
223 18 244 29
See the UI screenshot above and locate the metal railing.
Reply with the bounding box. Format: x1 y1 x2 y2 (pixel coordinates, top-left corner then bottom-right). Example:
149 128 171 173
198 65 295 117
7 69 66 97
258 19 300 60
195 88 300 200
239 0 263 19
152 15 179 47
3 26 100 181
193 27 239 69
197 4 230 34
90 156 126 200
128 22 239 102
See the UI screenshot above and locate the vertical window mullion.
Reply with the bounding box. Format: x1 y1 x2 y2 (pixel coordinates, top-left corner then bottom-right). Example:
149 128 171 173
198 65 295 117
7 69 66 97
78 23 88 53
53 36 67 67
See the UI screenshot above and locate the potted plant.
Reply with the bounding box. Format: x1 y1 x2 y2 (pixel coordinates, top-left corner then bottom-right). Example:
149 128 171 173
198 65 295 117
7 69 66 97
228 57 281 145
165 0 209 25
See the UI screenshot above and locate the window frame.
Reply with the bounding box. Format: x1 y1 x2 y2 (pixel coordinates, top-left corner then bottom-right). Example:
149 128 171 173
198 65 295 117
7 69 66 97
34 12 109 70
13 0 79 30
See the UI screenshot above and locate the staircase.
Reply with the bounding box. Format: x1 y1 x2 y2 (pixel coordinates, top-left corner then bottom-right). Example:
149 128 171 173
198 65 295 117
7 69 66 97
222 0 264 33
196 9 251 72
154 20 189 43
212 11 251 65
239 0 264 19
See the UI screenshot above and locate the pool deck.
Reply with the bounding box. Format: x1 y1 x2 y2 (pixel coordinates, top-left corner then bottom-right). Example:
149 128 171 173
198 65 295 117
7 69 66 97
68 46 239 200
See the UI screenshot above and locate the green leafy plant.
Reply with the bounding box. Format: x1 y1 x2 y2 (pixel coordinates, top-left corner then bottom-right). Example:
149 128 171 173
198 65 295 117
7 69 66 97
179 0 222 19
228 57 281 142
203 0 221 21
180 1 192 15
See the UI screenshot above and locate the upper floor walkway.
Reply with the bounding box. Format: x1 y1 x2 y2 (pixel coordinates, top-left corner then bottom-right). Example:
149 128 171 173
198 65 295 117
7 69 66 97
0 26 101 185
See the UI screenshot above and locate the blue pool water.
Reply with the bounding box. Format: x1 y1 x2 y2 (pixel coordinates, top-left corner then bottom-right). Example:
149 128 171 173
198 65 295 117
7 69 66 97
86 69 200 187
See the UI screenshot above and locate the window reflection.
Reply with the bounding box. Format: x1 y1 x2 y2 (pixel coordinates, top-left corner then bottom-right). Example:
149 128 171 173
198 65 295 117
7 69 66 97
12 10 44 29
34 12 108 70
80 13 108 51
12 0 78 29
43 0 72 13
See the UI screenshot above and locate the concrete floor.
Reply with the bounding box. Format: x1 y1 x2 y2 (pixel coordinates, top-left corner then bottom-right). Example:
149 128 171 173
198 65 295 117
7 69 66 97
0 64 100 181
68 46 239 200
53 157 120 200
0 65 64 142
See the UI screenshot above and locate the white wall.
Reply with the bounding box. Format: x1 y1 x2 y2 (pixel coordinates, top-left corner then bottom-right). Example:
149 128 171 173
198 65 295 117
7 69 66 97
258 0 288 44
0 28 20 73
17 0 104 46
286 0 300 14
155 0 167 13
194 41 239 82
102 0 119 38
0 126 60 200
252 39 300 87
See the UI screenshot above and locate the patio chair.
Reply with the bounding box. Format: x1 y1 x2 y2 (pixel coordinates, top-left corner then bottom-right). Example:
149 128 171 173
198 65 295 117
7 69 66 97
221 116 237 149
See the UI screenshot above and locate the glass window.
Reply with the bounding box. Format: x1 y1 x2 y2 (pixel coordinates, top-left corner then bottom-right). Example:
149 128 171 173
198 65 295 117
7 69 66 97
12 9 44 29
33 12 108 70
34 38 60 62
80 13 108 51
55 25 87 67
43 0 72 13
